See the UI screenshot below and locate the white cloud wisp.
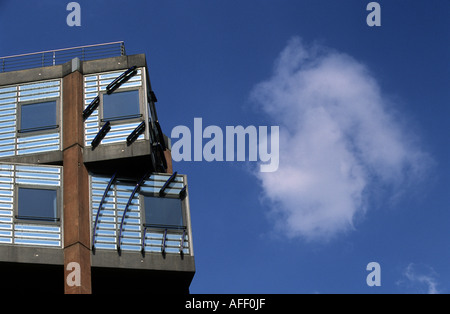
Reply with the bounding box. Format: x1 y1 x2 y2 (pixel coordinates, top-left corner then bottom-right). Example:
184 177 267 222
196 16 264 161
251 37 432 241
399 263 440 294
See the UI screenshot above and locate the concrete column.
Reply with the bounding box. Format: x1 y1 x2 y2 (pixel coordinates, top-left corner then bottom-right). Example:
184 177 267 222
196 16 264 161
62 68 92 294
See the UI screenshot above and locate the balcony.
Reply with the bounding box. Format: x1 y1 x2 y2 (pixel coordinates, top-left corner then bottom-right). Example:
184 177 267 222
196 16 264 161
0 162 195 286
90 172 194 274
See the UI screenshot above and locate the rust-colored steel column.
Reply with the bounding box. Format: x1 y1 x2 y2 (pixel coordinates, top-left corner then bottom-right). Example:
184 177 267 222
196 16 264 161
62 66 92 294
164 149 173 174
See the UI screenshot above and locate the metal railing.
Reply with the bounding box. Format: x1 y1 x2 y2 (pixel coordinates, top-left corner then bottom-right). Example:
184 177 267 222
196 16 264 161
117 171 150 253
141 225 187 256
90 173 191 255
0 41 126 73
92 171 117 251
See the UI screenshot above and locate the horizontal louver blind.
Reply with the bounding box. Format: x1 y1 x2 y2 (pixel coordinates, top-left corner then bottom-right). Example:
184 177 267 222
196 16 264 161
84 69 145 147
0 163 62 247
0 80 61 157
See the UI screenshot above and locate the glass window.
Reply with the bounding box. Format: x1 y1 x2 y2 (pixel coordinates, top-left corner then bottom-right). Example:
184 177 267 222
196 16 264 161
103 90 140 121
144 196 183 228
20 100 57 133
17 187 58 222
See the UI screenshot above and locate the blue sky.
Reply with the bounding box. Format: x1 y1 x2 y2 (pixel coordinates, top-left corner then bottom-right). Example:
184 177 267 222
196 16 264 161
0 0 449 293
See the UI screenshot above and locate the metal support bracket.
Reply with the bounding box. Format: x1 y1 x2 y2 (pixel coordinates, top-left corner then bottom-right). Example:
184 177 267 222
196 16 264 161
106 66 137 94
91 121 111 149
126 121 145 146
159 172 178 197
82 96 100 120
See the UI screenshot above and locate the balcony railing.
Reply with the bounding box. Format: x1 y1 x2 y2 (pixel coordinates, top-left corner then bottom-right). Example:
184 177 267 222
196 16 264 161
91 173 192 256
0 41 126 73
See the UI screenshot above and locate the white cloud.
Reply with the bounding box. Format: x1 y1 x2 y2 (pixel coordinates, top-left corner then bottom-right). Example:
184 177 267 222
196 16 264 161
399 263 440 294
251 37 432 241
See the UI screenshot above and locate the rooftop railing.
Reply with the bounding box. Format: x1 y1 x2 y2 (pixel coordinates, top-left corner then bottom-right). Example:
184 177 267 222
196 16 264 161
0 41 126 73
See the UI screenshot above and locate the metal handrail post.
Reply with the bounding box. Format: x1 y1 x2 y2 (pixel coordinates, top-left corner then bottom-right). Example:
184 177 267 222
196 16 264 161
162 228 168 254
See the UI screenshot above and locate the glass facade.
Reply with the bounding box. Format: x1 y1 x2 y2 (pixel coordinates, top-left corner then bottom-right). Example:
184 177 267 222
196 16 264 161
103 89 140 121
19 100 57 133
143 196 184 228
17 187 58 221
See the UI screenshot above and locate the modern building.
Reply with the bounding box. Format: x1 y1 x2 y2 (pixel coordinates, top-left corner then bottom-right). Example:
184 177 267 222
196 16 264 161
0 42 195 294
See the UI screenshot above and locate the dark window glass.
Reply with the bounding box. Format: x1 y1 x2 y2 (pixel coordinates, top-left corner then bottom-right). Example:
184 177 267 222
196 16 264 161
144 196 183 228
20 101 57 132
18 187 57 221
103 90 140 121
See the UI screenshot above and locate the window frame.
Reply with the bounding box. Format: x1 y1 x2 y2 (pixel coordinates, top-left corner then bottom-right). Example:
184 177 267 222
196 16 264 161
99 86 145 126
17 98 61 137
14 184 62 226
140 193 187 230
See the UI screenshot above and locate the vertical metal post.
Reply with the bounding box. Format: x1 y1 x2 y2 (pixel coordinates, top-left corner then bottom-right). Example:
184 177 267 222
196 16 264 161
162 228 168 254
180 229 186 254
52 51 56 66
